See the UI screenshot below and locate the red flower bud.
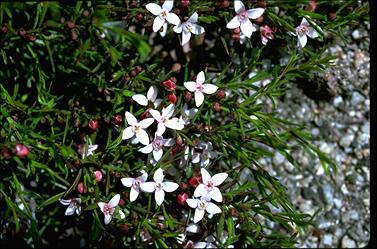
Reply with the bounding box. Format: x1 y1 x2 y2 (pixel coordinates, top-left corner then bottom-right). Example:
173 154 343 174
130 70 137 77
140 109 152 120
135 66 142 73
216 89 226 100
212 102 221 112
15 144 29 158
160 79 177 91
175 136 184 146
187 175 202 187
112 114 123 125
184 91 192 102
118 224 129 233
135 13 144 21
181 0 190 8
67 21 75 29
305 0 317 12
77 182 85 193
167 92 177 104
95 170 103 182
177 192 189 206
233 27 241 34
220 0 230 8
18 29 27 37
88 119 99 130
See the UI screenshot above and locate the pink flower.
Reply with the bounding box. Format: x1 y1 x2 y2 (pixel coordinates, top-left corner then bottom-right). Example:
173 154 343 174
15 143 29 158
98 194 120 225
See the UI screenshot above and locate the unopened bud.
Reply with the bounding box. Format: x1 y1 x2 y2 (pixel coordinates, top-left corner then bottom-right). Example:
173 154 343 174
212 102 221 112
67 21 75 29
94 170 103 182
216 89 226 100
184 91 192 102
88 119 99 130
112 114 123 125
15 144 29 158
160 79 176 91
171 63 182 73
77 182 85 193
181 0 190 8
233 27 241 34
167 92 177 104
220 0 230 8
135 66 142 73
135 13 144 21
177 192 189 206
187 175 202 187
305 0 317 12
130 70 137 77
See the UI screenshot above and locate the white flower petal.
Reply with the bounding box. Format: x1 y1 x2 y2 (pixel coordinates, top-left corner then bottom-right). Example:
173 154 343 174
165 119 184 130
104 214 112 225
240 20 253 38
139 118 155 128
154 168 164 183
153 98 163 108
186 198 198 208
186 223 201 233
212 173 228 186
181 30 192 46
194 208 205 223
153 149 163 161
162 0 173 11
163 182 179 192
140 172 148 182
136 129 150 145
173 24 183 33
202 84 218 94
191 24 205 35
155 189 165 205
194 242 207 248
196 71 205 84
122 127 134 140
140 182 156 193
156 123 166 136
109 194 120 207
301 17 309 26
119 210 125 219
162 104 175 118
132 94 148 106
206 202 222 214
247 8 264 19
159 22 168 37
194 92 204 107
298 34 307 48
146 3 162 16
125 111 138 126
188 12 198 23
192 152 201 163
184 81 197 92
149 109 161 121
235 0 246 14
98 202 106 211
307 27 319 38
121 177 134 187
59 199 71 205
209 187 223 202
226 16 241 29
193 184 207 198
76 206 81 216
163 138 175 147
153 16 166 32
65 206 75 216
139 143 154 154
166 13 180 26
147 86 158 102
200 168 212 184
130 187 140 202
201 157 210 167
131 136 139 144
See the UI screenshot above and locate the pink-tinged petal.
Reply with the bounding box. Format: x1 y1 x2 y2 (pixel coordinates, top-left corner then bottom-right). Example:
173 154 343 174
122 127 134 140
162 0 173 11
165 118 184 130
188 12 198 23
193 184 207 197
136 129 150 145
181 30 192 46
139 143 153 154
153 168 164 183
193 208 205 223
104 214 112 225
140 172 148 182
196 71 205 84
212 172 228 186
307 27 319 39
209 187 223 202
173 24 183 33
194 92 204 107
65 206 75 216
186 198 199 208
139 118 155 128
153 16 166 32
202 84 218 94
155 189 165 205
240 20 253 38
247 8 264 19
121 177 134 187
162 104 175 118
130 187 140 202
153 148 163 161
235 0 245 14
205 202 222 214
147 86 158 102
146 3 162 16
184 81 197 92
59 199 70 205
98 202 106 211
226 16 241 29
132 94 148 106
200 168 212 183
163 138 175 147
109 194 120 208
140 182 156 193
166 13 180 26
149 109 162 121
298 34 307 48
163 182 179 192
125 111 138 126
191 24 205 35
192 153 201 163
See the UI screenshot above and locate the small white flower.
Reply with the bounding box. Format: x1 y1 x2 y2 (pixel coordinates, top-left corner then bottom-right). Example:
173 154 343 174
194 168 228 202
98 194 120 225
191 141 218 167
184 71 218 107
139 134 175 161
121 171 148 202
178 104 198 126
192 235 217 248
295 17 319 48
140 168 179 206
59 198 81 216
132 86 162 108
173 12 205 46
149 104 184 136
146 1 180 35
186 196 222 223
81 141 98 159
122 111 154 145
226 0 264 38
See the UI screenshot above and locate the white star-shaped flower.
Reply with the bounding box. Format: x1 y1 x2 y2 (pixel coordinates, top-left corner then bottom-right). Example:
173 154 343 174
146 1 180 35
226 0 264 38
59 198 81 216
98 194 120 225
184 71 218 107
295 17 319 48
140 168 179 206
121 170 148 202
186 195 222 223
173 12 205 46
122 111 154 145
132 86 162 108
193 168 228 202
191 141 219 167
149 104 184 136
139 133 175 161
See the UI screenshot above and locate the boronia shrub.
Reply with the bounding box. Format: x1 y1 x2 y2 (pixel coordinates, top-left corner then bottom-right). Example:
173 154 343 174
0 0 369 248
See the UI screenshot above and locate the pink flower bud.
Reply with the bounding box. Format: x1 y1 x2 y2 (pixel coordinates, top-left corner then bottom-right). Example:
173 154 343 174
184 91 192 102
167 92 177 104
15 144 29 158
95 170 103 182
212 102 221 112
216 89 226 100
160 79 176 91
88 119 99 130
181 0 190 8
177 192 189 206
187 175 202 187
77 182 85 193
112 114 123 125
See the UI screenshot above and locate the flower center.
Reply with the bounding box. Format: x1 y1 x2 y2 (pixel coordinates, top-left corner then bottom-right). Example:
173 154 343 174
195 82 204 92
133 124 141 133
205 180 214 191
198 201 207 210
155 182 163 191
183 22 193 33
103 204 114 215
133 178 142 188
160 9 168 19
296 24 309 36
152 136 164 150
238 10 248 22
